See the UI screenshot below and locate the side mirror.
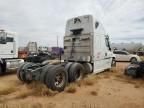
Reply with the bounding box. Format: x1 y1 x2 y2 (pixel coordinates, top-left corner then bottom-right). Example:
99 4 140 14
109 47 111 51
105 35 111 51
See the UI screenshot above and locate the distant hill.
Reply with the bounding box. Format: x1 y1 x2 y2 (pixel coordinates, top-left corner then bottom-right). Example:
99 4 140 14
111 42 143 52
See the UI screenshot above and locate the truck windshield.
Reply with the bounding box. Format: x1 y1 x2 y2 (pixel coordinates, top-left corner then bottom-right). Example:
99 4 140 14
0 31 7 44
70 28 83 35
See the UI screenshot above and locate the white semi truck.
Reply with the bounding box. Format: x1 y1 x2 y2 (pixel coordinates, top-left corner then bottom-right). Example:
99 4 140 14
0 30 24 75
17 15 116 91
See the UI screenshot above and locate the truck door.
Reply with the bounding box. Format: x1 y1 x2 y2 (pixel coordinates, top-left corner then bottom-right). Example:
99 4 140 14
93 35 112 73
103 36 113 69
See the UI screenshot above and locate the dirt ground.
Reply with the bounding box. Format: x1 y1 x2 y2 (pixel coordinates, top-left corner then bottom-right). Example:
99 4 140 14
0 62 144 108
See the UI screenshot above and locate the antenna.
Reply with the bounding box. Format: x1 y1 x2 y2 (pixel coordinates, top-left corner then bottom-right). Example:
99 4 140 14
57 36 59 48
57 36 61 62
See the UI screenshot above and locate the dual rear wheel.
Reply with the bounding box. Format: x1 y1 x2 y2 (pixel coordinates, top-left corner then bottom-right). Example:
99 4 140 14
67 63 85 82
17 62 34 83
17 62 92 92
41 63 86 91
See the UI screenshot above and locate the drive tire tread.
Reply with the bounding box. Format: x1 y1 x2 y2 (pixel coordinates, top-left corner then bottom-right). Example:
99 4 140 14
45 65 68 92
68 63 85 82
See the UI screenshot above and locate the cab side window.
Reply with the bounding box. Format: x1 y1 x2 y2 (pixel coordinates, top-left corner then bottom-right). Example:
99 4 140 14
105 37 111 51
6 37 14 42
0 32 7 44
114 51 128 55
95 22 99 29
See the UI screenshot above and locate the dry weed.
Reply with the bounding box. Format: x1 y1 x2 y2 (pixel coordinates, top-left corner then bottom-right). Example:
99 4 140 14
65 83 77 93
90 91 98 96
115 74 123 78
28 82 58 96
40 88 58 96
15 90 34 99
76 75 97 87
0 88 16 95
30 102 43 108
15 82 58 99
110 67 117 73
134 85 140 88
83 75 95 86
103 73 110 79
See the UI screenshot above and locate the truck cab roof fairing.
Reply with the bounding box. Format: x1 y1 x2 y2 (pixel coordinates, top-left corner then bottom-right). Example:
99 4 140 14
65 15 94 36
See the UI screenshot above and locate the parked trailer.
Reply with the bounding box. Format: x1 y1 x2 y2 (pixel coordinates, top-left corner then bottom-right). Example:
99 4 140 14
0 30 24 75
17 15 116 91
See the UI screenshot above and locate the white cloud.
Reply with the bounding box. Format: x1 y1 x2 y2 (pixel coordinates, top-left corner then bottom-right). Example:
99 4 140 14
0 0 144 47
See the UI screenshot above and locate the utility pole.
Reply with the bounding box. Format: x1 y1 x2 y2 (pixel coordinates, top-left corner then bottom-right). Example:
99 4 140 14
57 36 61 62
57 36 59 48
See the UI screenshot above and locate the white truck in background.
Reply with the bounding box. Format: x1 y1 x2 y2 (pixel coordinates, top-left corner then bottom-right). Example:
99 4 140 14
27 42 38 55
0 30 24 75
17 15 116 91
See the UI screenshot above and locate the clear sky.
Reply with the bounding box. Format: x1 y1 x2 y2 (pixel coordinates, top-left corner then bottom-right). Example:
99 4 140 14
0 0 144 47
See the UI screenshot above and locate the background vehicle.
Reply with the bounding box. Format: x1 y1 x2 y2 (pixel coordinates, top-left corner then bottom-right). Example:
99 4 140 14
0 30 24 75
25 52 54 63
17 15 116 91
27 42 38 55
113 50 141 62
125 61 144 78
136 51 144 56
18 47 28 59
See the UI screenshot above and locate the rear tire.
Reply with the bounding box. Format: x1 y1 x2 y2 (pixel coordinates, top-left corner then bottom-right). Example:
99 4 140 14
17 63 25 81
82 63 93 74
130 57 137 63
68 63 85 82
17 62 34 83
65 62 73 73
40 65 53 84
45 65 68 92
